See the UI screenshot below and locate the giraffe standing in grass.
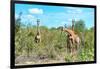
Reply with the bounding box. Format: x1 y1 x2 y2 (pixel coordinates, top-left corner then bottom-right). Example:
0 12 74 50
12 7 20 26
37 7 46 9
62 19 81 54
34 19 41 43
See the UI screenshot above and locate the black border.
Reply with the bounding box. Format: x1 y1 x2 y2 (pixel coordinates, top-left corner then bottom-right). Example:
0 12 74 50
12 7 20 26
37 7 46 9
10 1 97 69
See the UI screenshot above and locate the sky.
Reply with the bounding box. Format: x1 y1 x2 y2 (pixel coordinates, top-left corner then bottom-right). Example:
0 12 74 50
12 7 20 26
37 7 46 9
15 3 95 29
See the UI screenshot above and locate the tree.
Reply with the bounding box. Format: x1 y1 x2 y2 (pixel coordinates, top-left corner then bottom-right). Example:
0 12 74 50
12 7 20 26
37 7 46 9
50 27 57 30
90 26 94 31
74 20 86 34
15 12 22 33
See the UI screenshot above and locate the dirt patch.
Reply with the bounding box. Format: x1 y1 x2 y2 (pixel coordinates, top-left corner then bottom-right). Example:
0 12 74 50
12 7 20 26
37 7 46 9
15 55 66 65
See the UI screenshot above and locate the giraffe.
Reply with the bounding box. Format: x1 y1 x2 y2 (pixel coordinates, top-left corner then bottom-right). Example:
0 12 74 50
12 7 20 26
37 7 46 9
62 19 81 54
34 19 41 43
62 27 80 55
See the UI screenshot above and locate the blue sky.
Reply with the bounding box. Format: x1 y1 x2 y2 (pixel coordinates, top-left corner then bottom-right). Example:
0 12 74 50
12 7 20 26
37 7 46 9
15 4 94 29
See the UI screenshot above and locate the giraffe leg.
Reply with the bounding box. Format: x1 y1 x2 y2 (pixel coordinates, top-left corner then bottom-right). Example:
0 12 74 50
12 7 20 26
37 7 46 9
67 36 71 53
69 39 73 55
76 37 80 51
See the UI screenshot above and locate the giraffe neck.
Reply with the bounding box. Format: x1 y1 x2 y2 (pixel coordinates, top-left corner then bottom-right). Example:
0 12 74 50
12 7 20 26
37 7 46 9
63 29 74 36
37 20 40 35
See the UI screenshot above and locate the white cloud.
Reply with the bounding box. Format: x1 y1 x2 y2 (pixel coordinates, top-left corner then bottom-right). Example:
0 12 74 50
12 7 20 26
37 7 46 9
21 14 35 20
15 14 18 19
26 14 35 19
64 7 82 14
20 14 37 25
29 8 43 14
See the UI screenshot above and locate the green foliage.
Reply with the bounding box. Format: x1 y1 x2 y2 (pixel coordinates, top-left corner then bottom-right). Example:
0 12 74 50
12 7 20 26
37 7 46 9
15 19 95 64
64 54 72 62
78 28 94 61
15 12 23 33
74 20 85 34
